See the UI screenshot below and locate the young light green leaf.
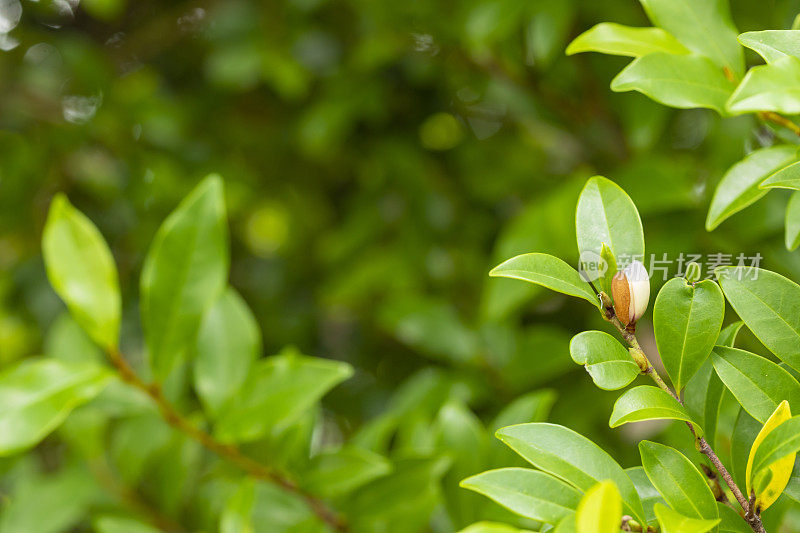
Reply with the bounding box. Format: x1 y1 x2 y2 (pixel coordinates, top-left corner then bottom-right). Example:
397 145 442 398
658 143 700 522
739 30 800 63
653 503 720 533
639 441 718 521
598 242 617 296
716 266 800 371
711 346 800 423
575 176 644 271
569 331 640 390
42 194 120 351
639 0 744 77
305 447 392 498
193 287 260 418
458 522 535 533
214 348 353 443
460 468 581 524
140 175 229 380
0 359 111 455
706 145 798 230
489 253 599 308
611 53 735 113
727 56 800 115
609 386 696 429
748 402 795 510
786 191 800 251
653 278 724 390
496 423 645 522
566 23 688 57
575 480 621 533
760 160 800 190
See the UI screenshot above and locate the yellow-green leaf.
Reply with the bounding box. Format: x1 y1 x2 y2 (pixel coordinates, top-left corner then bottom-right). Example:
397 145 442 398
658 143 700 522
746 400 794 511
654 503 720 533
575 481 621 533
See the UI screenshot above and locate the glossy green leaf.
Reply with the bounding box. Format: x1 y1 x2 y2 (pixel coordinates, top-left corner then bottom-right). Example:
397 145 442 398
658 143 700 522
639 441 718 521
653 278 724 390
711 346 800 424
611 53 735 113
193 287 260 418
786 191 800 251
727 56 800 114
654 503 720 533
42 194 120 350
496 423 645 522
0 359 111 455
609 385 696 429
214 348 353 443
461 468 581 524
566 23 688 57
760 160 800 190
730 409 761 491
739 30 800 63
627 466 664 525
305 447 392 498
575 480 621 533
706 145 798 230
716 266 800 371
716 503 749 532
639 0 744 77
489 253 598 308
140 175 229 380
750 414 800 497
575 176 644 270
717 321 744 347
684 361 724 446
569 330 640 390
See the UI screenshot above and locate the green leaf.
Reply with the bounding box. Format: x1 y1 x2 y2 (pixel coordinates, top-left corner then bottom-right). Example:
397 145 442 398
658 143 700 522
496 423 645 522
627 466 665 525
639 441 718 521
727 56 800 114
717 321 744 347
706 145 798 230
739 30 800 63
214 348 353 443
489 253 599 308
716 266 800 371
42 194 120 350
94 516 162 533
611 53 735 113
684 361 725 446
305 447 392 498
575 176 644 271
653 278 725 390
458 522 535 533
609 385 696 429
575 480 621 533
220 480 255 533
750 414 800 499
140 175 229 380
653 503 720 533
639 0 744 77
760 160 800 190
0 359 111 455
786 191 800 251
193 287 260 418
566 23 689 57
730 409 761 491
717 503 750 532
710 346 800 424
569 330 640 390
460 468 581 524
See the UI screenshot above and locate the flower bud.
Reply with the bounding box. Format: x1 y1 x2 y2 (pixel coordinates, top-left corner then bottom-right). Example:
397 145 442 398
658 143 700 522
611 260 650 326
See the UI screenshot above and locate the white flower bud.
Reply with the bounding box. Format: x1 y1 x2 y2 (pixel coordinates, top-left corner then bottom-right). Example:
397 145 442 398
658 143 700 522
611 260 650 326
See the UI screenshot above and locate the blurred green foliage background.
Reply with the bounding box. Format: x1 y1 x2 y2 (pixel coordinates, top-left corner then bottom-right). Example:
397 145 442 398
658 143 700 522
4 0 800 531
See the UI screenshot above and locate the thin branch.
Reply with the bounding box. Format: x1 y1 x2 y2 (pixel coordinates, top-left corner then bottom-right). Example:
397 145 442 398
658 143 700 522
106 348 347 532
601 304 766 533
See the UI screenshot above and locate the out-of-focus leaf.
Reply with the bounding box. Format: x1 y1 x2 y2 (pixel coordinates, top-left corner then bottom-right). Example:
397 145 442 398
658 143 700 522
611 53 734 113
575 480 621 533
304 447 391 498
94 516 162 533
653 278 724 390
194 287 260 417
461 468 581 523
711 346 800 423
566 23 688 57
496 423 645 522
786 192 800 251
653 503 720 533
220 479 255 533
609 386 696 429
458 522 534 533
739 30 800 63
639 441 718 521
727 56 800 114
706 145 797 230
140 175 229 380
569 331 639 390
214 348 352 443
716 266 800 372
42 194 120 350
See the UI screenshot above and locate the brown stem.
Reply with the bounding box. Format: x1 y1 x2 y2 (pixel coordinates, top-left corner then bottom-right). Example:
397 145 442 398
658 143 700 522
757 111 800 136
601 307 766 533
106 349 347 531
